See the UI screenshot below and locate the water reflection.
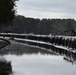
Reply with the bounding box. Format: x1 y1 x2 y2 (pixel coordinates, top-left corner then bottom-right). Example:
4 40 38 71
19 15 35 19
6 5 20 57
0 42 55 56
50 46 76 64
1 41 76 64
0 41 76 75
4 53 76 75
14 39 76 64
0 57 12 75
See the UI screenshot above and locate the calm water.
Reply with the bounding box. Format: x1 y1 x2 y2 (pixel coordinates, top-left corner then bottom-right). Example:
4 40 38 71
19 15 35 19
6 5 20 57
0 41 76 75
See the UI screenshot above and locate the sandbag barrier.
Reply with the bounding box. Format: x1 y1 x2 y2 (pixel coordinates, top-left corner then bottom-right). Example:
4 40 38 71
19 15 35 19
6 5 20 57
49 36 76 50
26 35 76 50
0 33 76 50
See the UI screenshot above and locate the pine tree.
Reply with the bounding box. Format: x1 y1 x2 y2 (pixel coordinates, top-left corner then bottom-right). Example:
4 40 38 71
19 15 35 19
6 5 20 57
0 0 18 25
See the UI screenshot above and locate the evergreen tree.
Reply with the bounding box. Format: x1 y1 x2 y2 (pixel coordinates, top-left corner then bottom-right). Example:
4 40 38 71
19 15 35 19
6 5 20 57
0 0 18 25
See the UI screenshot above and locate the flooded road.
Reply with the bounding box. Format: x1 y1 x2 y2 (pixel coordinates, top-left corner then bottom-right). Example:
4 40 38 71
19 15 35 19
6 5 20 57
0 40 76 75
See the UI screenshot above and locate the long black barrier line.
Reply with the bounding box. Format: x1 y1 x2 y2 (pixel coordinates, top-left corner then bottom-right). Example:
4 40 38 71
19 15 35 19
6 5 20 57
0 33 76 50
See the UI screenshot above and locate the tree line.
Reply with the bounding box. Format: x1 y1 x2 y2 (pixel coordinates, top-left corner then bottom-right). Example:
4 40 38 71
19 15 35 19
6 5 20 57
1 15 76 35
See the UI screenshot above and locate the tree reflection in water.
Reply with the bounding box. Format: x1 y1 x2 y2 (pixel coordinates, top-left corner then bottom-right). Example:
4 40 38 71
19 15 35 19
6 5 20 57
0 58 13 75
1 41 76 64
0 42 56 56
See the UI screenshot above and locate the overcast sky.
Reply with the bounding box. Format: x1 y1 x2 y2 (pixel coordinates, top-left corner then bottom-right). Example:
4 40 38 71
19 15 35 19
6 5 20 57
16 0 76 19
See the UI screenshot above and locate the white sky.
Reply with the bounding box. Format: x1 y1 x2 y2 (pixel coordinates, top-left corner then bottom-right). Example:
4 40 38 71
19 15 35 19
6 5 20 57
16 0 76 19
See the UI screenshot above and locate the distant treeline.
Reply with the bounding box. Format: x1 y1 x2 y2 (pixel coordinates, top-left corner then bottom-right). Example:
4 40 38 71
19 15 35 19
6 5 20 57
1 15 76 35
